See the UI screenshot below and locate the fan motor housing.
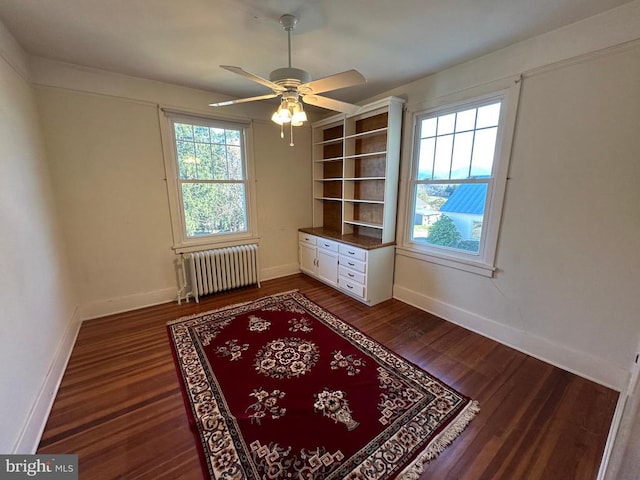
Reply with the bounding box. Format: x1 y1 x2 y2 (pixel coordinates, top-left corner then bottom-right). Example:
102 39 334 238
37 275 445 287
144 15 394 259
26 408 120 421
270 67 311 87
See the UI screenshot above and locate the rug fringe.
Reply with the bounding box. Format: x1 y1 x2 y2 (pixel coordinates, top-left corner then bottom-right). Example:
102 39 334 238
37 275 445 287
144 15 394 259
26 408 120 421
398 400 480 480
166 289 300 325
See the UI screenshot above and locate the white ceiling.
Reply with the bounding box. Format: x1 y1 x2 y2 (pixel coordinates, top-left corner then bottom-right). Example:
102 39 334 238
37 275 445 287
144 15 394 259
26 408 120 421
0 0 633 106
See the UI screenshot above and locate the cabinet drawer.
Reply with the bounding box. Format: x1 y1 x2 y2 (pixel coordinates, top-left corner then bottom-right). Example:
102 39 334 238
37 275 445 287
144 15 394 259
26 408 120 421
317 238 340 253
338 277 366 299
298 232 316 246
340 256 366 273
338 244 367 262
338 266 366 285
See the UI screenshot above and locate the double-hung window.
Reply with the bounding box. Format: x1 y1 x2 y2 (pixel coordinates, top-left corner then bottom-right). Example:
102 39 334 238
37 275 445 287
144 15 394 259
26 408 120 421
161 111 257 252
403 82 520 276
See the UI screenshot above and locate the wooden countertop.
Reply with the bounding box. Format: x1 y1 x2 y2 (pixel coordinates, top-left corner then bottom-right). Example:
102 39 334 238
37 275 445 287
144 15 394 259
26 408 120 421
298 227 396 250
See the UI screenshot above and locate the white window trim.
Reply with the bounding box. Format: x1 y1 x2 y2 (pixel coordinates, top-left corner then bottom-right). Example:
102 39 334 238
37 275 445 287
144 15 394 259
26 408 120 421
159 107 259 253
398 76 521 277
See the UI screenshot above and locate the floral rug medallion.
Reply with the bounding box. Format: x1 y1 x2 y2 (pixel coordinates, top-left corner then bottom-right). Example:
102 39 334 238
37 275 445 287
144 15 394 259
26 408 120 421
167 291 479 479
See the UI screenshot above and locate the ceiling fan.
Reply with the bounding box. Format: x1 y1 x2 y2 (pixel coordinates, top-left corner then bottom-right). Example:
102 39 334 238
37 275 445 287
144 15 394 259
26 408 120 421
209 14 366 145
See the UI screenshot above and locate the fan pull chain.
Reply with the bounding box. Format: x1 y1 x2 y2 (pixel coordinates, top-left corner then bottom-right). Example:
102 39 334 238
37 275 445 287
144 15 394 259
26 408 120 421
290 122 294 146
287 28 292 68
280 123 284 139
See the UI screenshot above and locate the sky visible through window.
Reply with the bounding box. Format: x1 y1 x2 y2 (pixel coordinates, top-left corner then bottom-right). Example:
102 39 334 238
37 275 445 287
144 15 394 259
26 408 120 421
417 102 500 180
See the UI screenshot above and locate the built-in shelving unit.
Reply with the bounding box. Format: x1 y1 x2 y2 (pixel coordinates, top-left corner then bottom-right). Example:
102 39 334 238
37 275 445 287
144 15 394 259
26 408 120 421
311 97 404 245
301 97 404 306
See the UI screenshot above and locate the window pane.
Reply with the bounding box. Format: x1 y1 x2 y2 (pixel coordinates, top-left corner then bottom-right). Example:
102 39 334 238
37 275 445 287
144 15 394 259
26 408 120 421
421 117 437 138
226 129 241 146
193 125 210 143
417 137 435 180
182 183 247 237
210 127 226 144
433 134 453 179
174 123 193 141
455 108 477 132
476 103 501 128
437 113 455 135
410 98 506 261
450 131 473 179
471 127 497 177
411 182 487 254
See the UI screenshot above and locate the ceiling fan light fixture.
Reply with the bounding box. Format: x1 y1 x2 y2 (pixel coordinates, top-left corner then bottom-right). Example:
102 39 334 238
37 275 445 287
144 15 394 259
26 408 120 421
291 101 307 124
271 112 284 125
272 96 308 127
272 99 293 125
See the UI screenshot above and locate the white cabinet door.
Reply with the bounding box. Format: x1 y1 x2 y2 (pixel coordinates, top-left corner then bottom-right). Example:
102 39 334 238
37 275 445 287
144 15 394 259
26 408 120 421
299 242 317 276
316 249 338 286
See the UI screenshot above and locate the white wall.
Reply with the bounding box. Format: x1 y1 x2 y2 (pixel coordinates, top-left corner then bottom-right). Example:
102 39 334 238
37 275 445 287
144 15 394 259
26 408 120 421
386 1 640 391
3 0 639 457
33 60 312 319
253 122 313 280
0 22 77 453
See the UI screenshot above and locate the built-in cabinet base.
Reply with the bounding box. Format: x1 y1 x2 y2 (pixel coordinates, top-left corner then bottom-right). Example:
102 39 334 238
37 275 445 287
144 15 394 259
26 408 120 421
298 230 395 306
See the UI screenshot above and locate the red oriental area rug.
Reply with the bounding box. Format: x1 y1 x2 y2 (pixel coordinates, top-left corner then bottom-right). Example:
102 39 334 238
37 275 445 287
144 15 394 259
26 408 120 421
167 291 479 480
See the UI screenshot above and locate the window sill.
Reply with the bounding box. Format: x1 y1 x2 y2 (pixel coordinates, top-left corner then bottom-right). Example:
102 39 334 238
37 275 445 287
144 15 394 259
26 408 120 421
395 245 495 277
172 235 261 254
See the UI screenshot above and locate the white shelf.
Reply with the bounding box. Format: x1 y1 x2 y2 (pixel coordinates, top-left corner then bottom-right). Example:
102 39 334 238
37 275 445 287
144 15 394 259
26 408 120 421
316 127 388 145
314 196 342 201
314 156 344 163
344 220 384 230
315 177 343 182
314 137 344 146
343 177 385 181
344 150 387 160
344 199 384 204
345 126 388 140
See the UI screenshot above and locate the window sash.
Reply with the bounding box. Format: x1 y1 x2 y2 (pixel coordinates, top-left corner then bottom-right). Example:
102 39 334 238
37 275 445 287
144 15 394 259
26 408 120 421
400 80 521 277
409 178 493 258
160 107 257 252
171 121 248 240
410 100 501 259
414 99 501 183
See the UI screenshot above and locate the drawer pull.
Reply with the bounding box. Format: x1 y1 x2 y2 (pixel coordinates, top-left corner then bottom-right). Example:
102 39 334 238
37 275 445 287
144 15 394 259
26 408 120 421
348 251 355 255
324 243 330 247
348 273 354 277
348 262 355 266
346 284 353 289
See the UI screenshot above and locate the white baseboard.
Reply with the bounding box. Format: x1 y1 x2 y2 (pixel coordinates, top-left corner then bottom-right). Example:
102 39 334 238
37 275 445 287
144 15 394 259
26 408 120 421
598 393 630 480
12 308 82 453
260 263 301 282
393 284 629 392
78 287 178 321
78 267 302 321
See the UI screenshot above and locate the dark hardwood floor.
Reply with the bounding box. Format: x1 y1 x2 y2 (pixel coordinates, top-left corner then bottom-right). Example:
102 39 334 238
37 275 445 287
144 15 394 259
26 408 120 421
38 274 618 479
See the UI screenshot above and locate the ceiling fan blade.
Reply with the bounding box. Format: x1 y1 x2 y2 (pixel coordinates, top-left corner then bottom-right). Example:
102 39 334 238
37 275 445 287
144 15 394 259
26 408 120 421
209 93 279 107
220 65 285 92
299 70 366 95
302 95 360 115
